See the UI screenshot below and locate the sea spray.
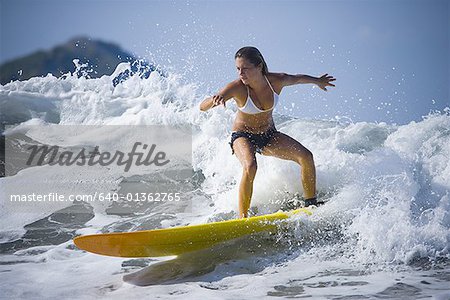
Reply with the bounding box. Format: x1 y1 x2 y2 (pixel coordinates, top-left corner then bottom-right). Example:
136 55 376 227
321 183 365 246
0 67 449 299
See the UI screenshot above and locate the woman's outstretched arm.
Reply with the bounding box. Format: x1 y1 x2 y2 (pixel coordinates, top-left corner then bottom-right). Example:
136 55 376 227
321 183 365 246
280 73 336 91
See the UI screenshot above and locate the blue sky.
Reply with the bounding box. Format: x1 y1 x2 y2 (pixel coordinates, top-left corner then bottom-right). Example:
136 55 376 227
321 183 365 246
1 0 448 124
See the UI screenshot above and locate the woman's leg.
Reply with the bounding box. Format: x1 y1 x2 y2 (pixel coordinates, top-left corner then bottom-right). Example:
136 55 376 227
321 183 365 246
232 137 257 218
261 132 316 199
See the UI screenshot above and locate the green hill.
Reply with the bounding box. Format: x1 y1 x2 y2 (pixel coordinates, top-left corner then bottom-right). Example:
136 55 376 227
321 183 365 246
0 37 137 85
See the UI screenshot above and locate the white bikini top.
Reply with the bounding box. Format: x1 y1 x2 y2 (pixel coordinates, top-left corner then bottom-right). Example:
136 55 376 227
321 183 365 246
237 75 279 114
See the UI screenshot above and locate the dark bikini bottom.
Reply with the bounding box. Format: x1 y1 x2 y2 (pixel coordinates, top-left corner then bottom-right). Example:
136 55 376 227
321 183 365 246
229 128 277 155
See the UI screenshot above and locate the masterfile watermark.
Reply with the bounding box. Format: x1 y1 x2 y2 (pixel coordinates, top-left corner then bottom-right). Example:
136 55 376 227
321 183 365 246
9 192 181 202
4 125 191 176
26 142 170 172
2 125 194 213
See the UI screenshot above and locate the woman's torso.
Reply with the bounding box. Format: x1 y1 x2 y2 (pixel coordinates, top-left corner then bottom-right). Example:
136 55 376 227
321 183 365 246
232 73 280 133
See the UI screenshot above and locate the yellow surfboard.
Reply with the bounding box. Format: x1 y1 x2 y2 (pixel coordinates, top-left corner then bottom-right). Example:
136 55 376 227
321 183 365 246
73 208 312 258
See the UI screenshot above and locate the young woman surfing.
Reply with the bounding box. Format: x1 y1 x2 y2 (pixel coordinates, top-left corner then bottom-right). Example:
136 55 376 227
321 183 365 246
200 47 336 218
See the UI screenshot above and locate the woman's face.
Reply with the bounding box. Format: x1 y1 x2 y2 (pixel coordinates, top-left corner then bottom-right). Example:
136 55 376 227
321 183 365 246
235 57 261 85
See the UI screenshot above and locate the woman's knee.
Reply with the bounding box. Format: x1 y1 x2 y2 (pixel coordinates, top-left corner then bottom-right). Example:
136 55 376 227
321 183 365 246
242 160 257 178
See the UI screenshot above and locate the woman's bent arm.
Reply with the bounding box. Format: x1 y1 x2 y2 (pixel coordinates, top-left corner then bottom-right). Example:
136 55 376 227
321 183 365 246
199 80 240 112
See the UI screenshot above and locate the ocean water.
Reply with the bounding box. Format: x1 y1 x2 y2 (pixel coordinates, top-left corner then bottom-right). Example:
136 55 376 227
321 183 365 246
0 63 449 299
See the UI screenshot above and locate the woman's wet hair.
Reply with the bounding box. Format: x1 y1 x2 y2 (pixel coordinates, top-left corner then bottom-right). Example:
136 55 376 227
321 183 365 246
235 46 268 75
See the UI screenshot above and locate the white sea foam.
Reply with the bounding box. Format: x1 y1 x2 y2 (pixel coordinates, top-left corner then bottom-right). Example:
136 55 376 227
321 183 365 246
0 66 449 298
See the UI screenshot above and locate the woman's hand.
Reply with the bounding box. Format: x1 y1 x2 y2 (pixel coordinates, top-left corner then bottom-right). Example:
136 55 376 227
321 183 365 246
200 94 226 111
212 94 226 107
316 74 336 91
200 81 239 111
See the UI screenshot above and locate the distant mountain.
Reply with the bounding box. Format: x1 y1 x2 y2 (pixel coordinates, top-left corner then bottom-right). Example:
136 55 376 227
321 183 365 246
0 37 138 85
